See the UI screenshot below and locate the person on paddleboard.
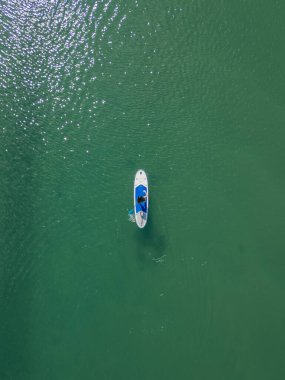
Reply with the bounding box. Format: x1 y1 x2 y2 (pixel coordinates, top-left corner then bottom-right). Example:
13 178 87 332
137 191 148 204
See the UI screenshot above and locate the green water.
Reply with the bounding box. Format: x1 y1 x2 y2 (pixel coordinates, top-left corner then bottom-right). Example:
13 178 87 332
1 1 285 379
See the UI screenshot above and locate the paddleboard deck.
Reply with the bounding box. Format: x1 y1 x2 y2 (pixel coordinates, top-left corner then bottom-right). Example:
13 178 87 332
134 169 148 228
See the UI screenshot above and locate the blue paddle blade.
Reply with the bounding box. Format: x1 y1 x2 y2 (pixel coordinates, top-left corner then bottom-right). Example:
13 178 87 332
128 208 135 223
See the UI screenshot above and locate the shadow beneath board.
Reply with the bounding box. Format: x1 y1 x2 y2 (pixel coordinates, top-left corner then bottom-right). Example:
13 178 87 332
134 210 167 266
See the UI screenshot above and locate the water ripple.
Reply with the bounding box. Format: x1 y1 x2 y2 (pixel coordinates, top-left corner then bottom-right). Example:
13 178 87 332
0 0 129 306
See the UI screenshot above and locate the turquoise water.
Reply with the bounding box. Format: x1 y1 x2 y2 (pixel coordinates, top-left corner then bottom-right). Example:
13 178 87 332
1 1 285 379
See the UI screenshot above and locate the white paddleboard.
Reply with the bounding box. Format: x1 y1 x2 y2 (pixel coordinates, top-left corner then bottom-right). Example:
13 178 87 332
134 169 148 228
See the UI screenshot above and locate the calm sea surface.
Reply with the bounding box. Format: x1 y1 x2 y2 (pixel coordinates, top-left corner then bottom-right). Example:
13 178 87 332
1 1 285 379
